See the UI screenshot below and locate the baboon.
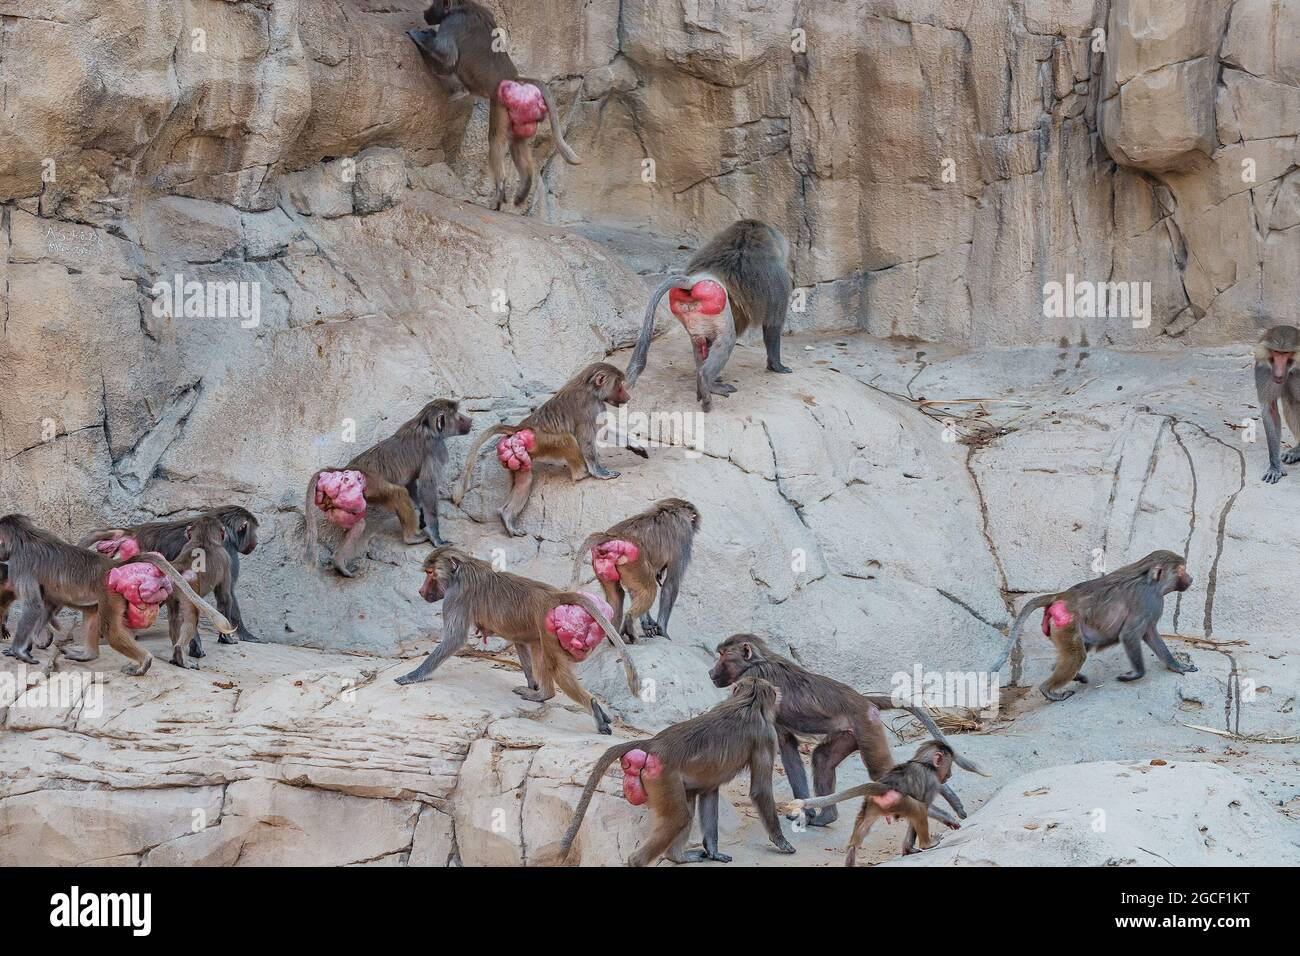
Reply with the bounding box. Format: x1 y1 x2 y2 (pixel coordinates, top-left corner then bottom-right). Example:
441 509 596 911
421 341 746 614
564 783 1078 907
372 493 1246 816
79 505 261 649
558 675 795 866
393 547 639 735
569 498 699 641
626 220 792 411
988 550 1196 701
709 634 985 826
783 740 974 865
407 1 581 209
161 517 232 670
305 398 471 577
1254 324 1300 483
0 562 14 642
0 514 233 675
454 363 646 537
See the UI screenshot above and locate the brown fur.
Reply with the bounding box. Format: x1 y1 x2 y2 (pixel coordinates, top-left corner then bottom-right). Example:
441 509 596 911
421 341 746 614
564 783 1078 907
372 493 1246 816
455 363 644 536
570 498 699 641
0 514 233 675
78 505 259 646
989 550 1195 700
709 633 985 827
626 220 793 410
784 740 968 865
393 546 639 735
408 1 581 210
558 675 795 866
161 517 232 669
305 398 471 577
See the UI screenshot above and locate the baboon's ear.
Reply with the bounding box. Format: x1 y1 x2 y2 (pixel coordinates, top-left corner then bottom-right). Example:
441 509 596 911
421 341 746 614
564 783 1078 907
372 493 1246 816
930 749 946 768
1149 564 1165 581
592 370 607 390
436 413 446 432
741 642 754 661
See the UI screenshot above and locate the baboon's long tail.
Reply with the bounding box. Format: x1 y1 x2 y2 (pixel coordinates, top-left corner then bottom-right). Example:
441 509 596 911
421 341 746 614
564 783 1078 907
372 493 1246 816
569 532 616 587
558 739 648 861
625 275 692 387
789 781 890 814
521 77 581 164
862 697 990 776
453 424 516 506
989 594 1054 673
134 554 236 635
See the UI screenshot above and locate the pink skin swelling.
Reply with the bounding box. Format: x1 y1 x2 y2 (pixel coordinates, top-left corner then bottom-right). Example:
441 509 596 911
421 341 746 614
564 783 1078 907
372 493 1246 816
497 429 536 471
591 539 640 583
497 80 547 139
620 748 664 805
545 594 615 662
669 280 728 360
106 560 174 630
94 535 140 561
1041 599 1074 636
315 470 367 529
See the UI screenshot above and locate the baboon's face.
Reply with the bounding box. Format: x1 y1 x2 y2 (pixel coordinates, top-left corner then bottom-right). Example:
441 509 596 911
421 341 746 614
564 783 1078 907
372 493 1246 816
1268 349 1295 384
709 639 753 687
234 517 259 555
419 559 449 603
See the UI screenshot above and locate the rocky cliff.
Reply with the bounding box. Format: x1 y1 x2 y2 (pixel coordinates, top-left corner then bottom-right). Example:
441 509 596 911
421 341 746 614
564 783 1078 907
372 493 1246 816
0 0 1297 866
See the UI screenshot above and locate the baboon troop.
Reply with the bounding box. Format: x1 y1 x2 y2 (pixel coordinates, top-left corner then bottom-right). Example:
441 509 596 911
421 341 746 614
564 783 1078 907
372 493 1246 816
11 0 1285 871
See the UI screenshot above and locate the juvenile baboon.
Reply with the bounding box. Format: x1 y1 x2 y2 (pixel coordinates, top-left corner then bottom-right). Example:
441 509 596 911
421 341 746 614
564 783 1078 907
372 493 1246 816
305 399 471 576
783 740 975 865
988 550 1196 700
0 514 233 675
407 1 581 209
393 547 639 735
626 220 792 411
709 633 985 826
454 363 646 537
558 675 796 866
569 498 699 641
1253 325 1300 483
80 505 261 648
162 516 232 670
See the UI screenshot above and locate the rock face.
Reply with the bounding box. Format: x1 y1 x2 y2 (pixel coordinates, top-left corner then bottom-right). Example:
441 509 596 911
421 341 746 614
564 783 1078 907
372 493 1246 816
887 760 1300 867
1 1 1298 866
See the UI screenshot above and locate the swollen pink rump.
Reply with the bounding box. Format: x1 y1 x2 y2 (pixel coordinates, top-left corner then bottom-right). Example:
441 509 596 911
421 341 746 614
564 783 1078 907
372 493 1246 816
106 561 174 630
545 594 614 662
668 280 728 318
620 748 664 806
497 429 536 472
94 535 140 561
591 539 640 583
1041 599 1073 636
315 470 367 529
497 80 547 139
